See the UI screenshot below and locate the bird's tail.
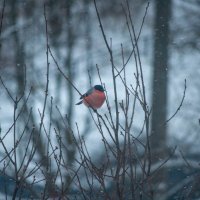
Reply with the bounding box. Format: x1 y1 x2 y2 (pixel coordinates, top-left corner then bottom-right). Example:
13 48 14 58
75 100 83 105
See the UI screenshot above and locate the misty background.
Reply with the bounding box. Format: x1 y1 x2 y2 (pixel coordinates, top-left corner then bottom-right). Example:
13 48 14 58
0 0 200 199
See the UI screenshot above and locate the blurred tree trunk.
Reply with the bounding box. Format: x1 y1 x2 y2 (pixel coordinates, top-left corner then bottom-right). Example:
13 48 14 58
151 0 172 198
151 0 171 160
65 0 75 128
47 0 63 105
63 0 76 186
11 0 25 97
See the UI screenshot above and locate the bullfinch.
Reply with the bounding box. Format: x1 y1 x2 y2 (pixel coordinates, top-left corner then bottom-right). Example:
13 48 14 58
76 85 106 110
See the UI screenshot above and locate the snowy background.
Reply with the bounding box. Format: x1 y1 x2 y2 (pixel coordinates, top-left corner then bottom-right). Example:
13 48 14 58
0 0 200 199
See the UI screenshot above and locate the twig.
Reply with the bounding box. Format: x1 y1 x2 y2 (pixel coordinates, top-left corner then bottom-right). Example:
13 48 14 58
38 3 50 135
0 76 15 102
164 79 186 124
179 149 192 169
48 46 82 97
116 1 150 77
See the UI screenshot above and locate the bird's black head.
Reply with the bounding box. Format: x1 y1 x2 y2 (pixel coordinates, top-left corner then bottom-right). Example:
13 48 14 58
94 85 104 92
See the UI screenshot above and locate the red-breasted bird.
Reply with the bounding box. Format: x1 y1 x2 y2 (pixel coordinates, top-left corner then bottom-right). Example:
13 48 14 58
76 85 106 110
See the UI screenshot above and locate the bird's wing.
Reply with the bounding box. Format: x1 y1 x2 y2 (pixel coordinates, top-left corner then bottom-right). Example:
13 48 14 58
80 87 94 99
